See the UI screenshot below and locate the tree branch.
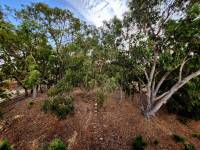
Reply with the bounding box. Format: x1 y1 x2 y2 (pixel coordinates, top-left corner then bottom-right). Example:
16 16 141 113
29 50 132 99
179 58 190 82
154 71 171 97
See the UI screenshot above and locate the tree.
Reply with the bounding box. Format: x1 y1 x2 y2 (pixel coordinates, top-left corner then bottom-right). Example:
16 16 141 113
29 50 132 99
125 0 200 116
17 3 82 82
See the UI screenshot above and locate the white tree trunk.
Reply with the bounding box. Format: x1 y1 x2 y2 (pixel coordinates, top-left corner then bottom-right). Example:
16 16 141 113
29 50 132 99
33 85 37 99
145 69 200 117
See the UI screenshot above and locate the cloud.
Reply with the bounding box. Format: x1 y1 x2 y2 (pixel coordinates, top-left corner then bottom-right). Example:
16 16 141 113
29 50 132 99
66 0 128 27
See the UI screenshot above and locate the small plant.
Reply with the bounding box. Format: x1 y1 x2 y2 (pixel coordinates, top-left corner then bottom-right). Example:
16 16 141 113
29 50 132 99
0 139 12 150
184 143 196 150
172 134 186 143
42 100 51 113
48 138 66 150
40 143 48 150
153 139 160 145
96 90 107 107
28 101 34 108
47 86 60 97
41 96 74 119
192 133 200 140
132 135 148 150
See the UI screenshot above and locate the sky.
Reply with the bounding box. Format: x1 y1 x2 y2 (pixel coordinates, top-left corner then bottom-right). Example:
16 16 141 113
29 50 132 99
0 0 128 27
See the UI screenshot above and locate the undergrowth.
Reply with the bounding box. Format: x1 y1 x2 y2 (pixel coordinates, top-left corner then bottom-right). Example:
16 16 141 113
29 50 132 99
172 134 187 143
48 138 66 150
0 139 12 150
132 135 147 150
42 95 74 119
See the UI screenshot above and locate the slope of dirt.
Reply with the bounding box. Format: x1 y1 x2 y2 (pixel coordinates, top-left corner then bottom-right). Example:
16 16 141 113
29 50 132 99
0 89 199 150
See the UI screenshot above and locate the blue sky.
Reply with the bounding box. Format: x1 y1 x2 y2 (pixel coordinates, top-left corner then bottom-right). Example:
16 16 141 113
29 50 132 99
0 0 128 27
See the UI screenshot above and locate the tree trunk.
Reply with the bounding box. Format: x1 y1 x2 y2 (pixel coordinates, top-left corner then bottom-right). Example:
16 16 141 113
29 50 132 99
32 86 37 99
145 69 200 117
25 88 28 97
40 85 43 93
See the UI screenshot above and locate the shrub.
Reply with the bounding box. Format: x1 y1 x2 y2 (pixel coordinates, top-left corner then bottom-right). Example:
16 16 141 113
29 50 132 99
0 139 12 150
184 143 196 150
153 139 160 145
28 101 34 108
172 134 186 143
48 138 66 150
47 81 72 97
132 135 148 150
42 96 74 119
96 90 107 107
42 100 51 113
47 86 60 97
192 133 200 140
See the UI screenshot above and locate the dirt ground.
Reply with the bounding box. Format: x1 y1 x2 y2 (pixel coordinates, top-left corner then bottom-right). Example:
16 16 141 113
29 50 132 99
0 89 199 150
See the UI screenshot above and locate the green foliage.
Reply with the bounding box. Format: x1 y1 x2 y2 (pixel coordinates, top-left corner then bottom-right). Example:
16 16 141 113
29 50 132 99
167 77 200 120
48 138 66 150
47 80 73 97
132 135 148 150
47 86 61 97
184 143 196 150
172 134 187 143
96 90 107 107
42 100 51 113
42 96 74 119
25 70 41 88
0 139 12 150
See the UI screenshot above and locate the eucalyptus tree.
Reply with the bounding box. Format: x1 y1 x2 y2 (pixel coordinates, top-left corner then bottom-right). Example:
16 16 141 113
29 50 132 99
125 0 200 116
0 8 52 97
0 17 29 95
17 3 82 82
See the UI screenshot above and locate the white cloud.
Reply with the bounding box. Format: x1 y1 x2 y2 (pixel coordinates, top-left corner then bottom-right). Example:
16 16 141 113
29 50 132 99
67 0 128 27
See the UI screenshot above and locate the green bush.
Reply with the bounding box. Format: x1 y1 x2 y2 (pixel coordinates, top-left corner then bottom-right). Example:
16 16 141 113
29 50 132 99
0 139 12 150
47 86 60 97
42 96 74 119
96 90 107 107
42 100 51 113
172 134 186 143
132 135 148 150
47 81 73 97
48 138 66 150
184 143 196 150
